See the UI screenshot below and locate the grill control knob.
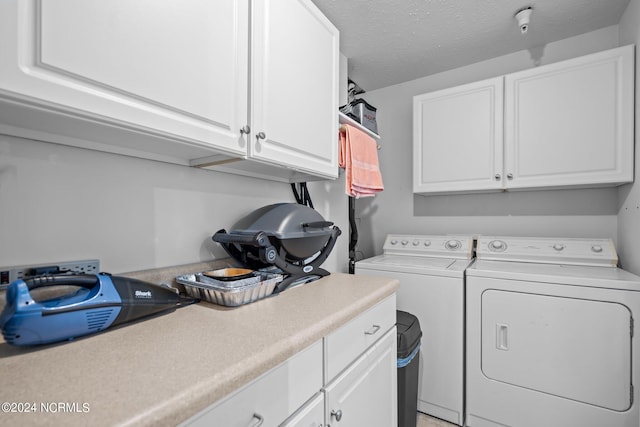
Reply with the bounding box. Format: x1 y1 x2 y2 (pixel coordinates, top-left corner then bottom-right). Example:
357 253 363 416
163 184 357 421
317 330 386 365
488 240 507 252
553 244 565 251
592 245 603 253
445 240 461 250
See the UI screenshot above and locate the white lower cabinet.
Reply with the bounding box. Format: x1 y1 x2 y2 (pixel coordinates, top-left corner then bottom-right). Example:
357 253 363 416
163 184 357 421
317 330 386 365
181 340 323 427
324 328 397 427
181 295 397 427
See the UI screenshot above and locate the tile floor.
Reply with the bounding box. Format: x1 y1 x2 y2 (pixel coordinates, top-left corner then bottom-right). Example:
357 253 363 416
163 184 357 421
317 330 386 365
416 412 457 427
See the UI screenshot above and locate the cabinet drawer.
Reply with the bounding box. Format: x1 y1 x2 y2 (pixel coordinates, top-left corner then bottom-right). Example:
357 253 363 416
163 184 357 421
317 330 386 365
181 340 322 427
324 295 396 383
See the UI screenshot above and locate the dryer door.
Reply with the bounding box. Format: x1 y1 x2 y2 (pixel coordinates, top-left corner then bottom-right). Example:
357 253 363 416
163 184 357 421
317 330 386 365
481 289 632 411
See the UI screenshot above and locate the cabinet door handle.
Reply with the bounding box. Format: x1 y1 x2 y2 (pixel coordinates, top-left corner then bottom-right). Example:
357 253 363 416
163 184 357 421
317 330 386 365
331 409 343 422
494 174 501 181
249 413 264 427
507 173 514 180
256 132 266 140
364 324 381 335
240 125 251 135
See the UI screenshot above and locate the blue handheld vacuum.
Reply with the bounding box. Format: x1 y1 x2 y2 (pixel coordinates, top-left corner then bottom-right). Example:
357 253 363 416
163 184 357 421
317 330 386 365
0 273 198 346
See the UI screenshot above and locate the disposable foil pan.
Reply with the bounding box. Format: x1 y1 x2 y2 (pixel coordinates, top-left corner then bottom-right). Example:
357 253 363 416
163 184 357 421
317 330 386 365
176 271 283 307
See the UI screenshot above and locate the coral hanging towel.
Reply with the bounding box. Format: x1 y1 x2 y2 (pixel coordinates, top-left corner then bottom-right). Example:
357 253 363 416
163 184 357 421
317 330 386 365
339 124 384 198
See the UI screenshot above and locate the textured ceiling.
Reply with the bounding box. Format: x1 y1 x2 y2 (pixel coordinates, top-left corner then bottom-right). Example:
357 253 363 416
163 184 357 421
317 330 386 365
311 0 631 91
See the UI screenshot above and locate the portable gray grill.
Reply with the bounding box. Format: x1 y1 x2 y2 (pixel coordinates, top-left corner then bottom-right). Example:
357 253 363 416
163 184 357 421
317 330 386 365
212 203 341 293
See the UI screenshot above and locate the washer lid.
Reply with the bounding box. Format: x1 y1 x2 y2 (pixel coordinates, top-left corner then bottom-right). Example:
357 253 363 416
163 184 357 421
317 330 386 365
468 259 640 291
356 255 472 277
476 236 618 267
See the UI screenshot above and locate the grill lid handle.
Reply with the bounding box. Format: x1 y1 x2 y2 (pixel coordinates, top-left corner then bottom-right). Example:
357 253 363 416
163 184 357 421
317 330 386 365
302 221 334 229
212 229 270 247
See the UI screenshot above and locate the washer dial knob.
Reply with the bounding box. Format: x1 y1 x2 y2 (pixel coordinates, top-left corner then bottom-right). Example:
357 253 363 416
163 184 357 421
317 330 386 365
390 239 398 245
488 240 507 252
401 240 409 246
553 244 565 251
445 240 462 250
591 245 603 253
424 241 431 247
413 240 420 246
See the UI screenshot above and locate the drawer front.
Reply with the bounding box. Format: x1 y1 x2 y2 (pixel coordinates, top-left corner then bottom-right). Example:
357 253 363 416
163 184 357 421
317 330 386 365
182 340 322 427
324 294 396 383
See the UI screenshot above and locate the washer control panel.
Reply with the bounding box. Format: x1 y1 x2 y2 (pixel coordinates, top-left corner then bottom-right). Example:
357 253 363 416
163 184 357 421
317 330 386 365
477 236 618 267
383 234 474 259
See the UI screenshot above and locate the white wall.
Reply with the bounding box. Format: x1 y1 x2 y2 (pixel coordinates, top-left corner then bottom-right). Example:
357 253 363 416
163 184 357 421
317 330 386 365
354 26 623 262
618 0 640 274
0 135 349 274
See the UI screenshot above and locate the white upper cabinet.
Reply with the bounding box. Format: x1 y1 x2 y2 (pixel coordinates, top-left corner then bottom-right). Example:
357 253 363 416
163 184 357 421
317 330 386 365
0 0 339 182
249 0 339 179
193 0 339 182
413 77 504 194
504 45 634 190
413 45 635 195
0 0 248 162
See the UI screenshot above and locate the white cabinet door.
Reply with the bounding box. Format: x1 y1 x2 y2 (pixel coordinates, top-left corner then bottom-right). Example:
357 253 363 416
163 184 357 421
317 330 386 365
324 328 397 427
413 77 504 194
0 0 248 163
504 45 634 190
251 0 339 179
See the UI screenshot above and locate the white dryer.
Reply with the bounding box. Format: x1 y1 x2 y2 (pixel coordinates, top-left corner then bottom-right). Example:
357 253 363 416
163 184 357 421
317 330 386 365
356 234 474 426
466 236 640 427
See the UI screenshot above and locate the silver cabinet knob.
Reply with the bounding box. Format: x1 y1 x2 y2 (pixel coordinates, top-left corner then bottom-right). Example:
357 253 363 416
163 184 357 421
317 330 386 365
495 174 501 181
507 173 514 180
240 125 250 135
256 132 266 140
331 409 343 422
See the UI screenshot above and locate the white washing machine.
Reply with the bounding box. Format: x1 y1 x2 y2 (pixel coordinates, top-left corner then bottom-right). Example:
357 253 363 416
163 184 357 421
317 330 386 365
466 236 640 427
356 234 475 426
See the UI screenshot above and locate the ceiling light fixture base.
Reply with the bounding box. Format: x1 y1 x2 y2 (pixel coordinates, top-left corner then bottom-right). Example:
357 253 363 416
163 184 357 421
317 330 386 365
515 7 533 34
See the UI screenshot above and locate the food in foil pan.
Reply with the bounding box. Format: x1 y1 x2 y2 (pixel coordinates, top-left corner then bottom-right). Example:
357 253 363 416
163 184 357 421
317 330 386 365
176 270 283 307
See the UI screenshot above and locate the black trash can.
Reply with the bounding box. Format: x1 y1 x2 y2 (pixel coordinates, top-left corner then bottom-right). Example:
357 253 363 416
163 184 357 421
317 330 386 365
396 310 422 427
